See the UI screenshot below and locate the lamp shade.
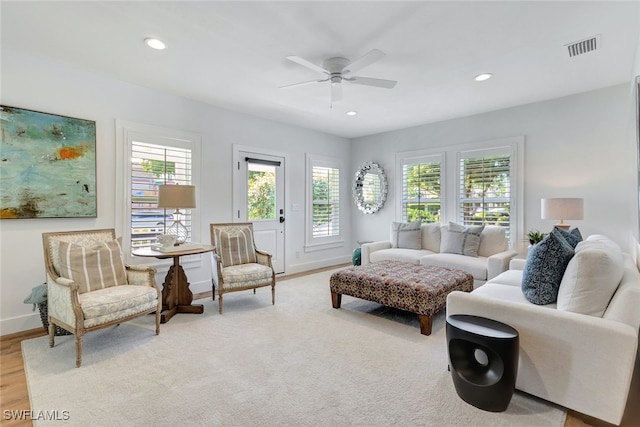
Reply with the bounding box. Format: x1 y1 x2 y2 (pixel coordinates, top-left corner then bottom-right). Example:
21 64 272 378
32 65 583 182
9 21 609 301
541 198 583 220
157 185 196 209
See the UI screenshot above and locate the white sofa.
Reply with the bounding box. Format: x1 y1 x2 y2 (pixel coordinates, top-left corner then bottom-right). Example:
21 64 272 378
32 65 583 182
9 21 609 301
446 234 640 425
361 222 518 286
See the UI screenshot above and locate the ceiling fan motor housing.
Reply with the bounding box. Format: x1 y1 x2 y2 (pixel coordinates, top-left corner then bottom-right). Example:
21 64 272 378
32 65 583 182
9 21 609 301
323 57 350 73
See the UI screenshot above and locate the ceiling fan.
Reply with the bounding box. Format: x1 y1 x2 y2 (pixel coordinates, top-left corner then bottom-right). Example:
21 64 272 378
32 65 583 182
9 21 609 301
280 49 397 104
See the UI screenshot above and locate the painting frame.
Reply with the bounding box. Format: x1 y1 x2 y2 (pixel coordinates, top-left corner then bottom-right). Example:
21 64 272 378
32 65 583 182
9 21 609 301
0 106 97 219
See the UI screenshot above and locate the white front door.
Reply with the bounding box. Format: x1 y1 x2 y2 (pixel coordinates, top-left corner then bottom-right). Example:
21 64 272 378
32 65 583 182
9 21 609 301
234 149 285 274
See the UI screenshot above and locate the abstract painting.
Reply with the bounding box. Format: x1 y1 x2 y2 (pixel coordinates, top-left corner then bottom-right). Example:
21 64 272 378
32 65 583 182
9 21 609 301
0 106 96 218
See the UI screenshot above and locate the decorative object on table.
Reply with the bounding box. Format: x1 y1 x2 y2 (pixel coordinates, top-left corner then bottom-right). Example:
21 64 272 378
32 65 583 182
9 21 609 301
210 222 276 314
352 160 388 214
156 234 177 248
157 184 196 243
0 106 96 219
541 197 583 230
446 314 519 412
43 228 161 367
24 283 71 336
526 229 546 245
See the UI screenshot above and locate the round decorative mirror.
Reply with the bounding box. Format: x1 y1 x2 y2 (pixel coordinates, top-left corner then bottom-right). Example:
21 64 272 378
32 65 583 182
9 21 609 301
353 161 388 214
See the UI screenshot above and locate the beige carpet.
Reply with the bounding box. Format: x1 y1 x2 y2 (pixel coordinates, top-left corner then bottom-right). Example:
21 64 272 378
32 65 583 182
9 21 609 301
22 268 566 426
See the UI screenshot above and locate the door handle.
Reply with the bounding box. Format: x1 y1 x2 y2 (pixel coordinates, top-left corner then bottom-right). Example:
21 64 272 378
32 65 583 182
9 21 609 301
279 216 285 223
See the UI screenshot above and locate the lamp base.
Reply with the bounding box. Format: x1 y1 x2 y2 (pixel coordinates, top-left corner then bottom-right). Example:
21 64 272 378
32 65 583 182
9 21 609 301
554 222 571 231
167 220 189 244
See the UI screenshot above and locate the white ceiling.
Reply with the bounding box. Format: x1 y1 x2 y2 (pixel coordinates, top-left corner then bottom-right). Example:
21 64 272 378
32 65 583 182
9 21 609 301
2 1 639 138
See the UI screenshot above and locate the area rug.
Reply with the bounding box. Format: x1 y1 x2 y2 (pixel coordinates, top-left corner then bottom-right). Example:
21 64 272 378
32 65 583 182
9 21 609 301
22 268 567 426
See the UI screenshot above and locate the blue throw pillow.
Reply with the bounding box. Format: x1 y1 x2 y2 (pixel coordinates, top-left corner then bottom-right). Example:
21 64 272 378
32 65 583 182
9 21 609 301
554 227 582 248
521 228 575 305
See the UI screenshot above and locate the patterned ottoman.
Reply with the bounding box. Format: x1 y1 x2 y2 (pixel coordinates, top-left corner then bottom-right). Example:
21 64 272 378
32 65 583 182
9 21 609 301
330 260 474 335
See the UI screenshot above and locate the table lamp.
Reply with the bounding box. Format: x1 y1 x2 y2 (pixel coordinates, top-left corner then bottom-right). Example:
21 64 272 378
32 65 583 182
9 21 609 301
158 184 196 243
541 198 583 230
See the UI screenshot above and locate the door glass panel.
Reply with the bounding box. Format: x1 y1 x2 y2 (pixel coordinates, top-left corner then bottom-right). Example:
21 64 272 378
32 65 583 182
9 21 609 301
247 163 276 220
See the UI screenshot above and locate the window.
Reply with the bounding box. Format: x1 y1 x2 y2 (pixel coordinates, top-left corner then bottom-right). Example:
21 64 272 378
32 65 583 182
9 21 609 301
130 141 193 249
457 149 512 238
458 152 511 231
401 156 442 223
116 121 201 261
396 137 523 249
305 154 343 251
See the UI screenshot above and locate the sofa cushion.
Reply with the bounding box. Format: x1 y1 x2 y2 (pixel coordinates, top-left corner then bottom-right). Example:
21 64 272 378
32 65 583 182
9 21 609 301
58 240 128 294
390 220 422 249
421 222 442 253
521 228 574 305
371 248 435 264
420 253 488 280
557 237 624 317
478 226 508 257
486 269 524 288
440 222 485 257
555 227 583 248
473 281 557 308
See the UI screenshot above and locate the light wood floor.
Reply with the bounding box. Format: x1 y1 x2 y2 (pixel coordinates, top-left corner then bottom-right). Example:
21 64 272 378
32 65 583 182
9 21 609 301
2 266 639 426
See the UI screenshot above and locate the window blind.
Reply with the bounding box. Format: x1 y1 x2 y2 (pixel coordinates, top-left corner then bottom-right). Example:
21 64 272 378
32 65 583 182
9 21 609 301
130 141 192 249
312 166 340 238
401 159 441 222
458 153 511 234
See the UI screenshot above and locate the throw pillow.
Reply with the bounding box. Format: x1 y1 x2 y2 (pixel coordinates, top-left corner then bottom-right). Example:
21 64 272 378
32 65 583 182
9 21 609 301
214 226 258 267
554 227 583 248
557 238 624 317
58 240 128 294
521 228 575 305
440 222 484 257
390 220 422 249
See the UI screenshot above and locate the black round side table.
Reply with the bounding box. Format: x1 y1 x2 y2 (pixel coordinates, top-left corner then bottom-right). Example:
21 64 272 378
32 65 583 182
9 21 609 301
446 314 519 412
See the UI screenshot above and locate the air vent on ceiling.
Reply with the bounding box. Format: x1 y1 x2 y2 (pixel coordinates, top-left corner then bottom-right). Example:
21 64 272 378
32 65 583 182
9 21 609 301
565 35 601 58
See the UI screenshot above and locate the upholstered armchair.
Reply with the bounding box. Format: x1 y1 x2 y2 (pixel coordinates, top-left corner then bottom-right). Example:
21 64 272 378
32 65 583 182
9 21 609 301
210 223 276 314
42 229 161 367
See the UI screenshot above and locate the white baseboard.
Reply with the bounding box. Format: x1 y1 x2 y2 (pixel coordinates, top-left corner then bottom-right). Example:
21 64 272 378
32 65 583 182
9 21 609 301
285 256 351 275
1 312 43 336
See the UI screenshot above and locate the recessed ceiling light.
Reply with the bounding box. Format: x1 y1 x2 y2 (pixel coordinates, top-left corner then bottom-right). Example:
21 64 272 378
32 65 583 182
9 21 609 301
346 111 358 116
474 73 493 82
144 38 166 50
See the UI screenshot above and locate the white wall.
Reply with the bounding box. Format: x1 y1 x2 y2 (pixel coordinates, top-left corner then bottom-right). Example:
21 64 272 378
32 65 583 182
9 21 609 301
350 83 637 255
0 49 352 334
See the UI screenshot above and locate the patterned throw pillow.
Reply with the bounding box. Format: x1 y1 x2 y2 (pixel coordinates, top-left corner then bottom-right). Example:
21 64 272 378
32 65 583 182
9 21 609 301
390 220 422 249
554 227 583 248
214 226 258 267
58 240 128 294
521 228 575 305
440 222 485 257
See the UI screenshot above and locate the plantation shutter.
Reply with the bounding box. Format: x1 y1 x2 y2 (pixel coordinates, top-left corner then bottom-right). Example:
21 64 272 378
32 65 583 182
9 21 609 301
312 165 340 238
401 157 441 222
458 150 511 236
130 141 192 249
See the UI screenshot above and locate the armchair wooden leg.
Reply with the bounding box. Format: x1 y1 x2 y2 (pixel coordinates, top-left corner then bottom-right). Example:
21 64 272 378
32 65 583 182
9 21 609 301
218 294 223 314
75 334 83 368
271 285 275 306
155 309 161 335
48 323 55 348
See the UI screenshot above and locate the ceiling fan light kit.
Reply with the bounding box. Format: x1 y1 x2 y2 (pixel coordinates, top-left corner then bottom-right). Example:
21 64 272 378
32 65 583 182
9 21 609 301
281 49 397 104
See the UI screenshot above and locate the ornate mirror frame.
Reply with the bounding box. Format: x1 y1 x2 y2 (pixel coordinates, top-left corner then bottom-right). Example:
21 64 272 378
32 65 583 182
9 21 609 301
352 161 388 214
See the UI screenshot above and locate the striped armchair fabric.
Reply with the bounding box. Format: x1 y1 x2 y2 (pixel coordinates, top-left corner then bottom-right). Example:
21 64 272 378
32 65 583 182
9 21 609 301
210 223 276 314
42 229 161 367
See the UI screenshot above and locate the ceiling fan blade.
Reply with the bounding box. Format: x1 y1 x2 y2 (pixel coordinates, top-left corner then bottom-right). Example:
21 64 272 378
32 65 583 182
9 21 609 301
342 49 386 75
347 76 397 89
331 83 342 103
279 78 328 89
285 56 330 75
